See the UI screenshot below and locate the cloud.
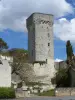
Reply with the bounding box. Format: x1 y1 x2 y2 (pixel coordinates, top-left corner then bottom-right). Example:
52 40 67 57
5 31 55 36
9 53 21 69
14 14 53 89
0 0 73 32
55 58 63 62
54 18 75 43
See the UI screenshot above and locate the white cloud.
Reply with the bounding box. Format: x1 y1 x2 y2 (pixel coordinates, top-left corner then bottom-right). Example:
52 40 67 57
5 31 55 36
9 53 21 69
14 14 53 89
54 18 75 43
55 58 63 62
0 0 73 32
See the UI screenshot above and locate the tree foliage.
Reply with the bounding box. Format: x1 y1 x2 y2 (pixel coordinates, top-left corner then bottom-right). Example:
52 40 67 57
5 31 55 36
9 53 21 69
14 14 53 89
0 38 8 51
55 68 70 87
66 40 73 60
52 67 70 87
52 41 74 87
9 48 28 73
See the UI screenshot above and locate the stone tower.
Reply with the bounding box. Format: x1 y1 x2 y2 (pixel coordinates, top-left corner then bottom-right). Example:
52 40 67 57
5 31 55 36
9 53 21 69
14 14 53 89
26 13 55 90
26 13 54 63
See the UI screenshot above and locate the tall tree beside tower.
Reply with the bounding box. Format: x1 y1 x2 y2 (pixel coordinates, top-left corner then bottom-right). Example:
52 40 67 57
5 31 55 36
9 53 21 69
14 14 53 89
66 40 74 61
66 40 74 86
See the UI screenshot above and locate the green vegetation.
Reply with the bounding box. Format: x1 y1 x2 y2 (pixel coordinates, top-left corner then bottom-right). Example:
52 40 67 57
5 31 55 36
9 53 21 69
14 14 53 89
66 40 74 68
0 87 15 99
0 38 8 52
52 40 74 87
0 40 28 74
52 67 70 87
66 40 74 60
38 89 55 96
66 40 74 86
10 48 28 73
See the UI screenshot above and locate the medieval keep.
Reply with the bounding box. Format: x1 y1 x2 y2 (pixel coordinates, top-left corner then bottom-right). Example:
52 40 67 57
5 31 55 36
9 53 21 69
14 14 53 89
26 13 54 63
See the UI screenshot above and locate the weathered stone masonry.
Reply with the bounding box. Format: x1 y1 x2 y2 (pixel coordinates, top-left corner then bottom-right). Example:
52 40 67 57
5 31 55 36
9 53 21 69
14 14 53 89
26 13 54 63
26 13 56 90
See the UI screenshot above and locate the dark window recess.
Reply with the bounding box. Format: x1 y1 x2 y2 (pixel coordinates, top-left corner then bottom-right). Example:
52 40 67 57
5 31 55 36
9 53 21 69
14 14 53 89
48 43 50 46
32 50 33 56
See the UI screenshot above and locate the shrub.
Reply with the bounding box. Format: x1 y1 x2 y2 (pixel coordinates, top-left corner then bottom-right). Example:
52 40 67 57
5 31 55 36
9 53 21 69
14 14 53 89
38 89 55 96
0 87 15 99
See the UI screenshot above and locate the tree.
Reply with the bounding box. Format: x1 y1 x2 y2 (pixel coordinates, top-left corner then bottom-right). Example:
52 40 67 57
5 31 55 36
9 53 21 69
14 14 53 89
52 40 74 87
0 38 8 51
65 40 74 86
66 40 74 68
9 48 28 73
52 67 70 87
66 40 74 60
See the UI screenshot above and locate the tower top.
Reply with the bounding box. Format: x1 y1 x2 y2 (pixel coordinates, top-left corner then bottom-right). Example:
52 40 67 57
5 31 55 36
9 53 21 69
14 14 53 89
26 12 54 28
26 12 53 20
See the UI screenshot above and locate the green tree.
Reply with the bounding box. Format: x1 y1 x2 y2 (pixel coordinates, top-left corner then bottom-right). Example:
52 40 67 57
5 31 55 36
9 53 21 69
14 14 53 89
52 67 70 87
52 40 74 87
66 40 74 60
9 48 28 73
0 38 8 51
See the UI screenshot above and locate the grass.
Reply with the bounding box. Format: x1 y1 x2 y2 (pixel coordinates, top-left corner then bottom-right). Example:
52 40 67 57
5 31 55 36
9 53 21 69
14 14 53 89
38 89 55 96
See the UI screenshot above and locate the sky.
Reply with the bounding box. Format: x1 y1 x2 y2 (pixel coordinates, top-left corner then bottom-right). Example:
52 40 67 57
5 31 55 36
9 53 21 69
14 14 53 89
0 0 75 61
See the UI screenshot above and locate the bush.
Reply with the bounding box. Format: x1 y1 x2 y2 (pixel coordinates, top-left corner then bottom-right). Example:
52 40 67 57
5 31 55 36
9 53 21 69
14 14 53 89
0 87 15 99
38 89 55 96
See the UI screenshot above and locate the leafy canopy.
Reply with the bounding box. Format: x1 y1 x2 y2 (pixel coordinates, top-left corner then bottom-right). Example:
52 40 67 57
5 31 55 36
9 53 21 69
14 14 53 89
0 38 8 51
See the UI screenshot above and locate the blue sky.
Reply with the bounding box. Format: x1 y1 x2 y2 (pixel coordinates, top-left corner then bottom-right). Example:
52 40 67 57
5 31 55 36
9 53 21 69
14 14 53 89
0 0 75 61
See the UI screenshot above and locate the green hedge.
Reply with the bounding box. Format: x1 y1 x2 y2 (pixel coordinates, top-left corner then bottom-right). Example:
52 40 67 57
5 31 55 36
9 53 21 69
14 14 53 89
38 89 55 96
0 87 15 99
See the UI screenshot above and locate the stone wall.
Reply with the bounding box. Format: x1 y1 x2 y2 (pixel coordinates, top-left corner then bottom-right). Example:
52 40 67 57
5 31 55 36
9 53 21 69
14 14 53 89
0 56 11 87
33 59 55 84
54 61 67 70
15 88 37 98
55 88 75 96
15 88 30 98
0 55 13 62
17 59 56 91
